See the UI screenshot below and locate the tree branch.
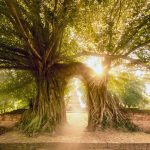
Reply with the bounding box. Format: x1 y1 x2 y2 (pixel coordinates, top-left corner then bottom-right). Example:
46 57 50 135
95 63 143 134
114 14 150 54
0 65 34 70
0 43 29 56
124 40 150 56
4 0 42 61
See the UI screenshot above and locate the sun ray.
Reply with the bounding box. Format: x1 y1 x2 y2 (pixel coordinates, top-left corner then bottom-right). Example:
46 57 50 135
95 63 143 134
83 56 103 76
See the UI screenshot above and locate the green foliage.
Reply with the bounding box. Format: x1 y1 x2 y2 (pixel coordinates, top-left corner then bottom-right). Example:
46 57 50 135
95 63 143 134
121 80 144 108
108 71 149 108
62 0 150 68
19 110 58 136
0 70 36 113
0 0 80 70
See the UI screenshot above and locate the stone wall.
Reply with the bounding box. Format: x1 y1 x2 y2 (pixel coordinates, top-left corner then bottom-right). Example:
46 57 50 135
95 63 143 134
0 109 150 132
127 110 150 132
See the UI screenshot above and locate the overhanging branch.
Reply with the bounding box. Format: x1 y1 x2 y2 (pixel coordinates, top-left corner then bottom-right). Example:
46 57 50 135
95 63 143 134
4 0 42 61
0 65 34 70
0 43 29 56
71 51 135 60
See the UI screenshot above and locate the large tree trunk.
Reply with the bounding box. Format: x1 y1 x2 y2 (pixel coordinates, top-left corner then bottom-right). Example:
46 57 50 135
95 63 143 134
87 78 125 130
20 67 67 135
19 61 138 135
87 58 138 131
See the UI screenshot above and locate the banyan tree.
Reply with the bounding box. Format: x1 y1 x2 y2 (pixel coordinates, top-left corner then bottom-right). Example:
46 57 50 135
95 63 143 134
0 0 149 134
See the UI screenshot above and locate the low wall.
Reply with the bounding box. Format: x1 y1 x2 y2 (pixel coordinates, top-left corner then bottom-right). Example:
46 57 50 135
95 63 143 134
126 109 150 132
0 109 150 132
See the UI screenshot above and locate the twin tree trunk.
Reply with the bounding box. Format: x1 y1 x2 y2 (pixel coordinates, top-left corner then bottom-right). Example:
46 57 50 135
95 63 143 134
20 61 137 135
87 58 137 131
87 76 127 130
20 66 67 134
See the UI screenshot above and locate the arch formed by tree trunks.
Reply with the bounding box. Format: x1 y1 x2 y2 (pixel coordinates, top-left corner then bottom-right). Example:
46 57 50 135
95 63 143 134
60 61 138 132
20 61 138 135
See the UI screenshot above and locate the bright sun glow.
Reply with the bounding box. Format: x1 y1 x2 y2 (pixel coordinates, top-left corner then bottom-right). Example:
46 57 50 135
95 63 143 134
135 70 144 77
83 56 103 75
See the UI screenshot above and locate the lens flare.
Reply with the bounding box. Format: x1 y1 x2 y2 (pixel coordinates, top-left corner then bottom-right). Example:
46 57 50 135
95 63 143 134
83 56 103 75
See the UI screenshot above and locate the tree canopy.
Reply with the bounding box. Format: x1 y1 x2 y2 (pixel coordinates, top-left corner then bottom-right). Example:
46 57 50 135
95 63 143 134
63 0 150 68
0 0 79 71
0 0 149 70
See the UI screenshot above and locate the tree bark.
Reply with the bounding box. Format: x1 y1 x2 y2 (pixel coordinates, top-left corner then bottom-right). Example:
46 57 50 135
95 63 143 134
19 61 138 135
87 57 138 131
20 66 67 135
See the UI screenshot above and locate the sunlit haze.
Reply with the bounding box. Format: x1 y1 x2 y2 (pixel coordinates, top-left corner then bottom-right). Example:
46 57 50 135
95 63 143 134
145 83 150 96
83 56 103 75
65 78 86 111
74 78 86 108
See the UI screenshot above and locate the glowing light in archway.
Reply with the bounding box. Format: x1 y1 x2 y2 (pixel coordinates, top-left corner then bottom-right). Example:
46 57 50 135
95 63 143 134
74 78 86 109
145 83 150 95
76 89 86 108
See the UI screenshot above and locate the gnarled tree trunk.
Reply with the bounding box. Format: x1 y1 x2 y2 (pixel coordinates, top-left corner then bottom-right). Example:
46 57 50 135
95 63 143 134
86 57 138 131
20 66 67 135
87 79 126 130
19 61 138 135
19 62 89 134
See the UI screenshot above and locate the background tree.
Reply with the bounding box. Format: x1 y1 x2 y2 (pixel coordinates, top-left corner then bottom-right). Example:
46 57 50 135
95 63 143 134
0 70 35 114
108 72 149 108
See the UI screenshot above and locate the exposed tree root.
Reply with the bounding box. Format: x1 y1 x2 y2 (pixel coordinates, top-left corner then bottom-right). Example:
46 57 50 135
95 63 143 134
18 62 139 135
19 109 66 136
87 80 139 132
19 69 66 136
